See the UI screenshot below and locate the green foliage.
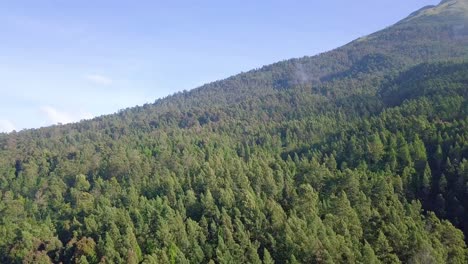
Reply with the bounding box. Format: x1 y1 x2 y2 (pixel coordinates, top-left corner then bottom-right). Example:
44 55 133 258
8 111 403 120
0 2 467 263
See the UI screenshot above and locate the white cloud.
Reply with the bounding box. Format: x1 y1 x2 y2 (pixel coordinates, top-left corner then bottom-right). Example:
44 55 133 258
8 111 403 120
40 106 93 125
85 74 113 85
40 106 73 124
0 120 16 133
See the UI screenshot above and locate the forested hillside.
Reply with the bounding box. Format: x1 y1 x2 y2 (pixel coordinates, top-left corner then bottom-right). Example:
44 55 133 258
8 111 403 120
0 0 467 263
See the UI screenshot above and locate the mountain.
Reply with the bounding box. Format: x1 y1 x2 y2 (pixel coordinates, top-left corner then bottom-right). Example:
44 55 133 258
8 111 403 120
0 1 467 263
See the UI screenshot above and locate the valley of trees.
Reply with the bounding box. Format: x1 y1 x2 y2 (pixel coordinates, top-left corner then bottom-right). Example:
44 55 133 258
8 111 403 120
0 1 467 263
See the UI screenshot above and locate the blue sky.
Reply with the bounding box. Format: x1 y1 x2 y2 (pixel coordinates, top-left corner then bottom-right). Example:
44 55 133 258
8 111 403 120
0 0 440 132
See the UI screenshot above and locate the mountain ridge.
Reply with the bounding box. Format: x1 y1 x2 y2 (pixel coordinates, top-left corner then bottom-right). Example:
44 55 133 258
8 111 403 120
3 0 468 135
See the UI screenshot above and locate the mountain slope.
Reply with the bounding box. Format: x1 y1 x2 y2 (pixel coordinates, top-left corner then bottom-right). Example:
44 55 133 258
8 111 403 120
0 1 467 263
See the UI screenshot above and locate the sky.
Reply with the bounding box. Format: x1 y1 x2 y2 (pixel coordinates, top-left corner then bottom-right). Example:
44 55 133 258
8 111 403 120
0 0 440 133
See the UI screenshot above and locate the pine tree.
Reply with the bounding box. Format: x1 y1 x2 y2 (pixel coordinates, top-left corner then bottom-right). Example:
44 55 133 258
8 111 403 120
421 162 432 198
434 145 444 170
397 135 411 169
367 133 385 164
412 135 427 171
361 241 380 264
374 231 399 264
263 248 275 264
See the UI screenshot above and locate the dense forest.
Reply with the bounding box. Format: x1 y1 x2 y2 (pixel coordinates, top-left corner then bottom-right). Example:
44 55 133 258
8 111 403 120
0 0 467 263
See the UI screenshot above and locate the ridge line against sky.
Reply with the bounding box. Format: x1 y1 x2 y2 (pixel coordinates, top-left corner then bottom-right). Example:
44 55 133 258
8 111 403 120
0 0 439 133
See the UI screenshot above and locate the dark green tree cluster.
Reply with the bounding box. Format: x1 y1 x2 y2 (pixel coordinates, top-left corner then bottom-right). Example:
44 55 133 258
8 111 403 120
0 61 466 263
0 1 468 263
